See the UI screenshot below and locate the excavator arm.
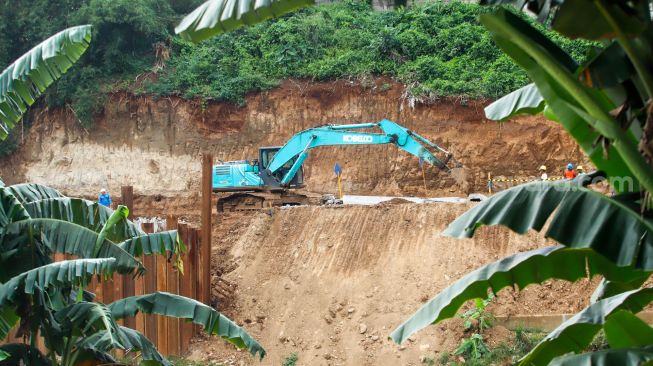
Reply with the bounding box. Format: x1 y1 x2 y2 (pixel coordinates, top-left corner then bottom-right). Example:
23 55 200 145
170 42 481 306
266 119 459 186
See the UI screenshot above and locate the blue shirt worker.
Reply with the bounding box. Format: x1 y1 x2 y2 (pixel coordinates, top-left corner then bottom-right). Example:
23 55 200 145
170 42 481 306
98 188 112 207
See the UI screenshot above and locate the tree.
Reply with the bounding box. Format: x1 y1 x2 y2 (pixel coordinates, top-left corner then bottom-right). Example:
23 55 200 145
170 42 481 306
0 25 92 141
177 0 653 364
0 182 264 365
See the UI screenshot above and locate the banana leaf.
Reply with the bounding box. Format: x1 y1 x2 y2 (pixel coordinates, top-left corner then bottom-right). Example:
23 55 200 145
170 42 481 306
117 230 184 257
484 83 545 121
109 292 266 358
443 181 653 270
549 346 653 366
0 187 31 227
55 302 122 347
0 344 49 366
4 183 63 204
76 325 169 365
519 288 653 365
175 0 315 43
0 25 91 140
0 308 19 341
23 197 143 242
603 310 653 348
117 326 169 366
0 258 117 306
3 218 144 275
480 8 644 193
389 246 649 344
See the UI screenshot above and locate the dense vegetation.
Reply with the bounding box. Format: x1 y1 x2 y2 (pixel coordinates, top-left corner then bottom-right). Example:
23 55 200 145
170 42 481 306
0 0 593 133
151 0 593 104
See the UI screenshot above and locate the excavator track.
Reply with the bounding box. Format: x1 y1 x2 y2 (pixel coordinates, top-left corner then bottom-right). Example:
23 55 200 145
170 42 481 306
216 191 321 212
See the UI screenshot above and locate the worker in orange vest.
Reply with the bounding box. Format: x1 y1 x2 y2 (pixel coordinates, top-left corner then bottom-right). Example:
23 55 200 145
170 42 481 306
563 163 577 179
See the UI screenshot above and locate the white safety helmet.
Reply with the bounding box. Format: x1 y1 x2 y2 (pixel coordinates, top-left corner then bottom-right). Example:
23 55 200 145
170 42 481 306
539 165 547 171
100 188 107 193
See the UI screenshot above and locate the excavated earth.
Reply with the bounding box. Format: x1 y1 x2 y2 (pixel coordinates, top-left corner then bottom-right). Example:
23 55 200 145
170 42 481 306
1 78 585 199
185 203 596 366
0 79 595 365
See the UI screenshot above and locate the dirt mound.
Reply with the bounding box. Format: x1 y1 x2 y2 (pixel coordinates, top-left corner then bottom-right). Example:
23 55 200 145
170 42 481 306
377 197 412 205
0 79 585 198
186 203 595 365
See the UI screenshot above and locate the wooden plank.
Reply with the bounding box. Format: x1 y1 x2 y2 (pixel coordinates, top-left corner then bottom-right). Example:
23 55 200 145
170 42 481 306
178 224 193 353
121 186 137 330
155 250 169 355
101 276 114 305
166 216 180 355
191 228 202 334
142 222 157 347
121 186 134 219
134 267 146 334
201 154 213 305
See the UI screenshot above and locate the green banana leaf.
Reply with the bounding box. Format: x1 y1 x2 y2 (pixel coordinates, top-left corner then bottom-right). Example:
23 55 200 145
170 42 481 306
0 344 49 366
604 310 653 348
0 25 91 140
484 83 544 121
3 218 144 275
94 205 129 256
0 350 7 362
55 302 122 347
0 187 31 226
551 0 649 40
116 326 169 366
22 197 143 242
175 0 315 43
0 308 19 341
590 276 651 303
117 230 184 257
0 258 117 306
480 8 643 193
443 181 653 269
549 346 653 366
519 288 653 365
389 246 649 344
4 183 64 204
76 325 169 366
109 292 266 358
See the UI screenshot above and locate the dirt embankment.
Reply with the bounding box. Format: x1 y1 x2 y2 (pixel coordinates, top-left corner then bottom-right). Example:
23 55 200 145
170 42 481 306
187 203 595 366
0 79 584 199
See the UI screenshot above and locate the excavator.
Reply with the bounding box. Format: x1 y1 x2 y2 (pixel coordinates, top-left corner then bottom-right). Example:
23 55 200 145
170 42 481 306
212 119 461 211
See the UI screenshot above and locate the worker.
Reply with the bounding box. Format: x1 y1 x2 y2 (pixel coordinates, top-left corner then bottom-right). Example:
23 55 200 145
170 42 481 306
563 163 577 179
577 165 584 174
98 188 112 207
539 165 548 180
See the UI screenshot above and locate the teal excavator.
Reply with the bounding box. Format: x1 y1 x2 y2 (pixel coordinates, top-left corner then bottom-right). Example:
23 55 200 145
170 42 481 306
212 119 461 211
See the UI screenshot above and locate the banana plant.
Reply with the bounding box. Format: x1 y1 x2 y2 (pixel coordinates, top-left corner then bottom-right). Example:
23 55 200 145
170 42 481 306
0 183 265 365
391 0 653 364
0 25 92 141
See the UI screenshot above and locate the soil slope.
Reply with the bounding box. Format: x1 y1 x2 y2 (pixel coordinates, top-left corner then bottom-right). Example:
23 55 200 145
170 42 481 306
0 79 584 198
187 203 595 366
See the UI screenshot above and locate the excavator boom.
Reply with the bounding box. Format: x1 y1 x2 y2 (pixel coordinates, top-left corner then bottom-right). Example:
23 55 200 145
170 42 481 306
266 119 455 185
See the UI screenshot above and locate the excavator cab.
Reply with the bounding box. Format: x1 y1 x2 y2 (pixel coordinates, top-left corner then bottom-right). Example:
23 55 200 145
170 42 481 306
258 147 305 189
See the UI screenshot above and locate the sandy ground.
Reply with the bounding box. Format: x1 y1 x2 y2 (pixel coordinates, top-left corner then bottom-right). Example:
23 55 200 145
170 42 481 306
183 202 596 366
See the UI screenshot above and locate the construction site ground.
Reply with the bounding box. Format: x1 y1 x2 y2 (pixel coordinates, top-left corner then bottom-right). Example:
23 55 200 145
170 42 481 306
177 202 596 366
0 79 596 365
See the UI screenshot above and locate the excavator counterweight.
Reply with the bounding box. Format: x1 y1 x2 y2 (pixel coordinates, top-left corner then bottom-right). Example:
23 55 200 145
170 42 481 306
213 119 460 211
